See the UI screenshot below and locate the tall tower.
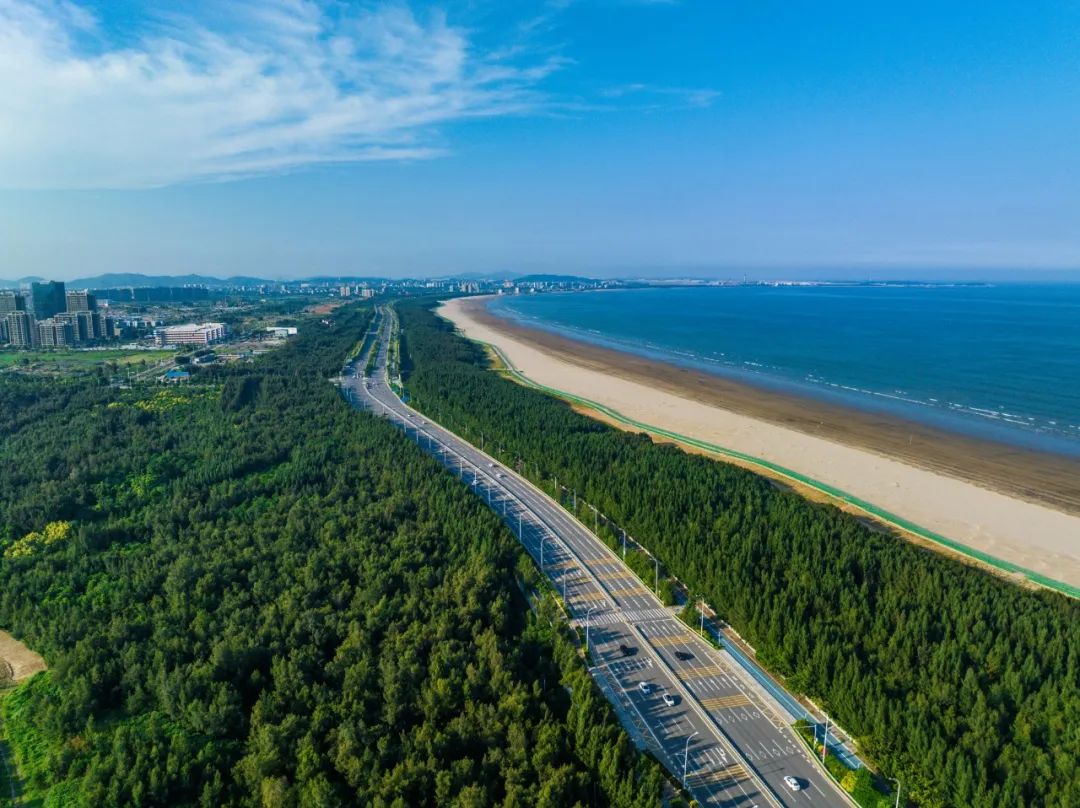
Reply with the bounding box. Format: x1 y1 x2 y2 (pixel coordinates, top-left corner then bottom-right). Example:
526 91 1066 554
30 281 66 319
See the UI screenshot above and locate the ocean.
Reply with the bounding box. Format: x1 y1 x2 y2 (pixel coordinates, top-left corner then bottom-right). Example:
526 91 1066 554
488 284 1080 458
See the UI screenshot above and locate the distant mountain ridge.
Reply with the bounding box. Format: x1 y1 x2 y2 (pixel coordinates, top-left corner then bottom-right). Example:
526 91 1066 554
73 273 270 288
0 270 597 289
515 274 595 284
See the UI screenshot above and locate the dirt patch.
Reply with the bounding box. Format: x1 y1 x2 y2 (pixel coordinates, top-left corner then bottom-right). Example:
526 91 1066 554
0 632 46 686
306 301 349 315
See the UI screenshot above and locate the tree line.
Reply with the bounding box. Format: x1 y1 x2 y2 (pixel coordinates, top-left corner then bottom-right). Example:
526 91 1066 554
0 304 666 807
398 298 1080 808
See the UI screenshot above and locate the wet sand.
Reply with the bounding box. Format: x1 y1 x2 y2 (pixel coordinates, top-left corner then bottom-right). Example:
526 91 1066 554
440 296 1080 591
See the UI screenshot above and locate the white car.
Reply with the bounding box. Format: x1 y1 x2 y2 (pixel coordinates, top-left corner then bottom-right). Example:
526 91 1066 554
784 776 802 792
487 463 495 468
638 682 651 694
662 693 675 707
497 472 505 478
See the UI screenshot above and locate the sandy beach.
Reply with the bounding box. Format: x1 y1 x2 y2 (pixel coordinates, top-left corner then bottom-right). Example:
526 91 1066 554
439 295 1080 592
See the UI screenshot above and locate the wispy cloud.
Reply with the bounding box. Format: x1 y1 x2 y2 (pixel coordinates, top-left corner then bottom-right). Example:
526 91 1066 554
599 83 720 110
0 0 564 189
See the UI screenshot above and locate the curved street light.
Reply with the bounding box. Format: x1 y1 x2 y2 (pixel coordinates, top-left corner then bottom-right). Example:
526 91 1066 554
683 731 699 788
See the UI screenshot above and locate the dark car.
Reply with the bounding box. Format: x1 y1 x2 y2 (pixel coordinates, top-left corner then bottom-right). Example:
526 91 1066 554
675 651 694 661
619 644 637 657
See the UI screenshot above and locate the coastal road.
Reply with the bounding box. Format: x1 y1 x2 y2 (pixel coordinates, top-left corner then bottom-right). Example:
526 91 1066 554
343 309 851 808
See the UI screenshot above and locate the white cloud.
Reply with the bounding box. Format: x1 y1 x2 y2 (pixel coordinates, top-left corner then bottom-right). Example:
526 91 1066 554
598 83 720 109
0 0 562 189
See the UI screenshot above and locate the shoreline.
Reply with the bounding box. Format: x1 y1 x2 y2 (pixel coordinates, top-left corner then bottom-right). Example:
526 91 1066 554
489 291 1080 462
440 295 1080 592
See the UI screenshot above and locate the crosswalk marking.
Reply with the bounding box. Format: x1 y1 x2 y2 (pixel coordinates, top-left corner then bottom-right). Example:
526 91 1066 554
621 607 672 622
584 606 676 626
700 694 751 711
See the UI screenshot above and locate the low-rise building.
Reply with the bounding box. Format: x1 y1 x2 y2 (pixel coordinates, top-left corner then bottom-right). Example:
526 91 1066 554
154 322 228 346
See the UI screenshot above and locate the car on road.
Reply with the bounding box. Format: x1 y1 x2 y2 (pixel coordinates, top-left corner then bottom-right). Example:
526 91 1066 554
662 693 676 707
497 472 505 478
674 651 694 661
487 463 495 468
784 776 802 792
619 644 636 657
638 682 651 694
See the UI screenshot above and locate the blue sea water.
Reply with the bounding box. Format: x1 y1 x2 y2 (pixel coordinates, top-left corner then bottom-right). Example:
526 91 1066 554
488 285 1080 458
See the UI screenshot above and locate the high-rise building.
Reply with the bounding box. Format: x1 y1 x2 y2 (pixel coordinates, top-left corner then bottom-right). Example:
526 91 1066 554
30 281 66 320
0 317 8 344
38 318 75 347
57 310 100 343
0 291 27 313
5 311 36 347
65 290 97 312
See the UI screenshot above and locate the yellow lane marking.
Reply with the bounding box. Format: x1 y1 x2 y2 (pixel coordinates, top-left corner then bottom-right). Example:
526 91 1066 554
700 694 751 711
612 585 652 597
682 665 726 679
597 569 637 582
687 763 748 786
574 590 608 604
646 633 692 648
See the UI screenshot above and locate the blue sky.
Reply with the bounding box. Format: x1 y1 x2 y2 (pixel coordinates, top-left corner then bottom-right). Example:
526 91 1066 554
0 0 1077 280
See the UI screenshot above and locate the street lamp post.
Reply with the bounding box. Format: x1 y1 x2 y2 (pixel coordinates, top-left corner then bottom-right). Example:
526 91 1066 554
821 713 830 763
585 606 598 652
682 731 699 788
889 778 901 808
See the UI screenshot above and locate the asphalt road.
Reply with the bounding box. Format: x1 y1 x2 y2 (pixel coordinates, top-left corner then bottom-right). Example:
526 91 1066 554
343 309 851 808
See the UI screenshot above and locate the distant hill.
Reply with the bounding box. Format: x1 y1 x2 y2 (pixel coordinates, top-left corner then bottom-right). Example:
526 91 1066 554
515 273 595 284
300 276 389 285
69 273 247 288
71 273 396 288
452 270 521 281
0 277 45 289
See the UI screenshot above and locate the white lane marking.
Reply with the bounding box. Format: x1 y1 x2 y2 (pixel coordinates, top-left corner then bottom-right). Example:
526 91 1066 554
365 386 801 808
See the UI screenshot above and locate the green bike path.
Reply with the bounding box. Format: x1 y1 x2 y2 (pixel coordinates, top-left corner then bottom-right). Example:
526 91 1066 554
477 340 1079 601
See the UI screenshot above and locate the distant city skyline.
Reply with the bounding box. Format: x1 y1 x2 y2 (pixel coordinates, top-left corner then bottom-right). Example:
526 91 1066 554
1 1 1078 280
